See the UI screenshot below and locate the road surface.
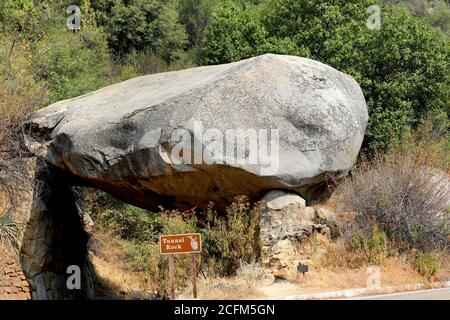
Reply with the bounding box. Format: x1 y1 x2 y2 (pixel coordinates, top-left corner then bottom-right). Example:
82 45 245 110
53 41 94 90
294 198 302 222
346 287 450 300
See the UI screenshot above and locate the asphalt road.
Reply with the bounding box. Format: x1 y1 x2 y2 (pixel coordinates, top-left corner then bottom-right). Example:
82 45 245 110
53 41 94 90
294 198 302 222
348 288 450 300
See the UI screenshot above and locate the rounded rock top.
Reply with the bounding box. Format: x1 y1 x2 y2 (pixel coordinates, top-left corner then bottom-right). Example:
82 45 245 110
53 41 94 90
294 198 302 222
25 54 368 211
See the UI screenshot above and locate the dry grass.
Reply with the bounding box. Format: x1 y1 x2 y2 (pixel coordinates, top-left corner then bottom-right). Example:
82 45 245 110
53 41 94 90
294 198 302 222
178 234 448 299
90 227 269 300
180 277 265 300
338 149 450 253
0 80 44 256
89 230 157 299
257 242 432 298
305 249 425 290
85 139 450 300
89 222 450 300
0 81 42 220
293 233 450 289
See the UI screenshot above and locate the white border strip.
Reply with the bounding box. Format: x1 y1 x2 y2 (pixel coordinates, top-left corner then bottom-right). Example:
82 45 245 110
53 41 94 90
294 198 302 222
266 281 450 300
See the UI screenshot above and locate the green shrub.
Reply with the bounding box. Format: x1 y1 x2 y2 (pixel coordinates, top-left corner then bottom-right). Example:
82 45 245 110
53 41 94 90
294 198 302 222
416 252 439 280
349 225 389 264
121 50 191 76
202 196 263 276
104 0 188 61
324 5 449 153
201 1 269 64
79 189 264 294
124 213 199 295
99 207 163 242
340 143 450 253
202 0 449 153
427 0 450 37
0 213 21 253
31 25 111 104
178 0 219 47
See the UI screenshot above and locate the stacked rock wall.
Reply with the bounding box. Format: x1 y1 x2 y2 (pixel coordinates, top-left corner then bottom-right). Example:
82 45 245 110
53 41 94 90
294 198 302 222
0 252 31 300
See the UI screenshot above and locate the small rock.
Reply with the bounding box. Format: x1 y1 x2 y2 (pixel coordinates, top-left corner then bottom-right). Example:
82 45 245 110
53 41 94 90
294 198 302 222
314 207 340 238
266 239 300 280
262 190 306 210
4 267 14 274
13 279 23 288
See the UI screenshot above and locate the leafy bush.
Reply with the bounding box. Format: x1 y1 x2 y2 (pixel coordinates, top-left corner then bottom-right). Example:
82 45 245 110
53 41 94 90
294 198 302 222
30 25 111 105
121 50 190 76
79 189 264 294
0 213 21 253
427 0 450 36
416 251 439 280
201 1 268 65
104 0 188 61
349 225 389 264
340 145 450 253
202 196 263 276
98 207 163 242
178 0 218 47
324 5 449 153
77 188 165 242
124 213 199 295
202 0 449 153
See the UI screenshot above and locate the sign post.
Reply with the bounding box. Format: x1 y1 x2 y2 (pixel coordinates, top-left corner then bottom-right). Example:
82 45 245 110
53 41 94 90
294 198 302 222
168 255 175 300
192 254 197 298
160 233 202 300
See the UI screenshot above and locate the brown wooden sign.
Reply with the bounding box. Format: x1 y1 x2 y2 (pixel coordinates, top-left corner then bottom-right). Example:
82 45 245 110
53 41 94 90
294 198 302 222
160 233 201 299
160 233 202 255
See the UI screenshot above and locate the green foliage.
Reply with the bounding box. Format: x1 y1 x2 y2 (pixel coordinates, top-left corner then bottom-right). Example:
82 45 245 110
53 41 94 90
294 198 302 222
349 225 389 264
0 0 37 34
121 50 191 76
31 26 111 104
0 213 21 253
262 0 375 59
324 5 449 152
416 251 439 279
97 207 163 242
427 0 450 36
78 188 263 293
105 0 188 61
201 1 268 64
201 0 308 64
178 0 218 47
202 196 262 276
202 0 449 153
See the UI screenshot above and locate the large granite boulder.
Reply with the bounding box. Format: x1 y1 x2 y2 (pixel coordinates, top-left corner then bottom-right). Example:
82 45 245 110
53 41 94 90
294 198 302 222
25 54 367 211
